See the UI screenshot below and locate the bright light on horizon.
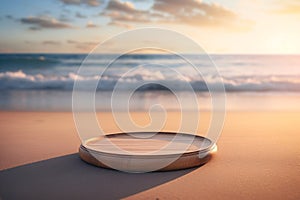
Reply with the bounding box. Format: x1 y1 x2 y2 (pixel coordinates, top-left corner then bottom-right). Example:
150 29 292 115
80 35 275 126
0 0 300 54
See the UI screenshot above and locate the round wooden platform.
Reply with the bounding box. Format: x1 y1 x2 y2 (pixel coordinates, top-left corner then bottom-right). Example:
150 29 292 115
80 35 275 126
79 132 216 172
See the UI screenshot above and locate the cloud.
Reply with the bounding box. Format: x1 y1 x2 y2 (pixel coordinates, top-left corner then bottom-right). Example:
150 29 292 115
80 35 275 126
108 21 133 29
271 0 300 14
75 12 87 18
6 15 14 20
67 40 98 45
67 40 78 44
60 0 101 7
276 5 300 14
20 16 74 29
152 0 250 28
103 0 163 24
86 21 99 28
29 26 42 31
24 40 35 44
102 0 252 30
104 11 151 23
106 0 136 13
67 40 99 50
42 40 62 45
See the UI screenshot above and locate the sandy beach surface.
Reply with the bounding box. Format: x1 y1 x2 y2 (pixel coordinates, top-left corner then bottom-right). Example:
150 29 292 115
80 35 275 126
0 111 299 199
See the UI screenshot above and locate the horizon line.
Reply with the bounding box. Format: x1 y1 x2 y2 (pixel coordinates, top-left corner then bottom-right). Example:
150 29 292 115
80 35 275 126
1 52 300 56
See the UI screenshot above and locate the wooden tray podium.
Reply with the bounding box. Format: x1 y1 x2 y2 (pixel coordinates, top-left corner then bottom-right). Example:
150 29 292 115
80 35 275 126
79 132 216 172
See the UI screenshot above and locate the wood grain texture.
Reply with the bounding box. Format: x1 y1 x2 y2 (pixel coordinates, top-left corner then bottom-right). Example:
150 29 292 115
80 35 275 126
79 132 215 172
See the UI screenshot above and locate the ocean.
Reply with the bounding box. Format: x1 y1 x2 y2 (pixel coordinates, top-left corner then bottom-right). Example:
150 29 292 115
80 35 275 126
0 54 300 111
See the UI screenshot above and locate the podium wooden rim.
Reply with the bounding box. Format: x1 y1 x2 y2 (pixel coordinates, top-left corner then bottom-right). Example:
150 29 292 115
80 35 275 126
79 132 216 172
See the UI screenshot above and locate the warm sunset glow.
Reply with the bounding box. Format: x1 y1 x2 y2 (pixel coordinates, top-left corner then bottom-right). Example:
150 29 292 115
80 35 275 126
0 0 300 54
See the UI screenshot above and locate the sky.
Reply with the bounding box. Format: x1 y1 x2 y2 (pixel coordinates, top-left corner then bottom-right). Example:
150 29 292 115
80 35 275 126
0 0 300 54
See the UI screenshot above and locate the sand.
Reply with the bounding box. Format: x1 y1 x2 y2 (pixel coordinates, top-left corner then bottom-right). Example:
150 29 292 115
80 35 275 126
0 111 299 199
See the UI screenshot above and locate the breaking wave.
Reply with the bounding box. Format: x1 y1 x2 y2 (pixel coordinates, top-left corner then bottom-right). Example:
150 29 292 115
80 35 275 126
1 70 299 92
